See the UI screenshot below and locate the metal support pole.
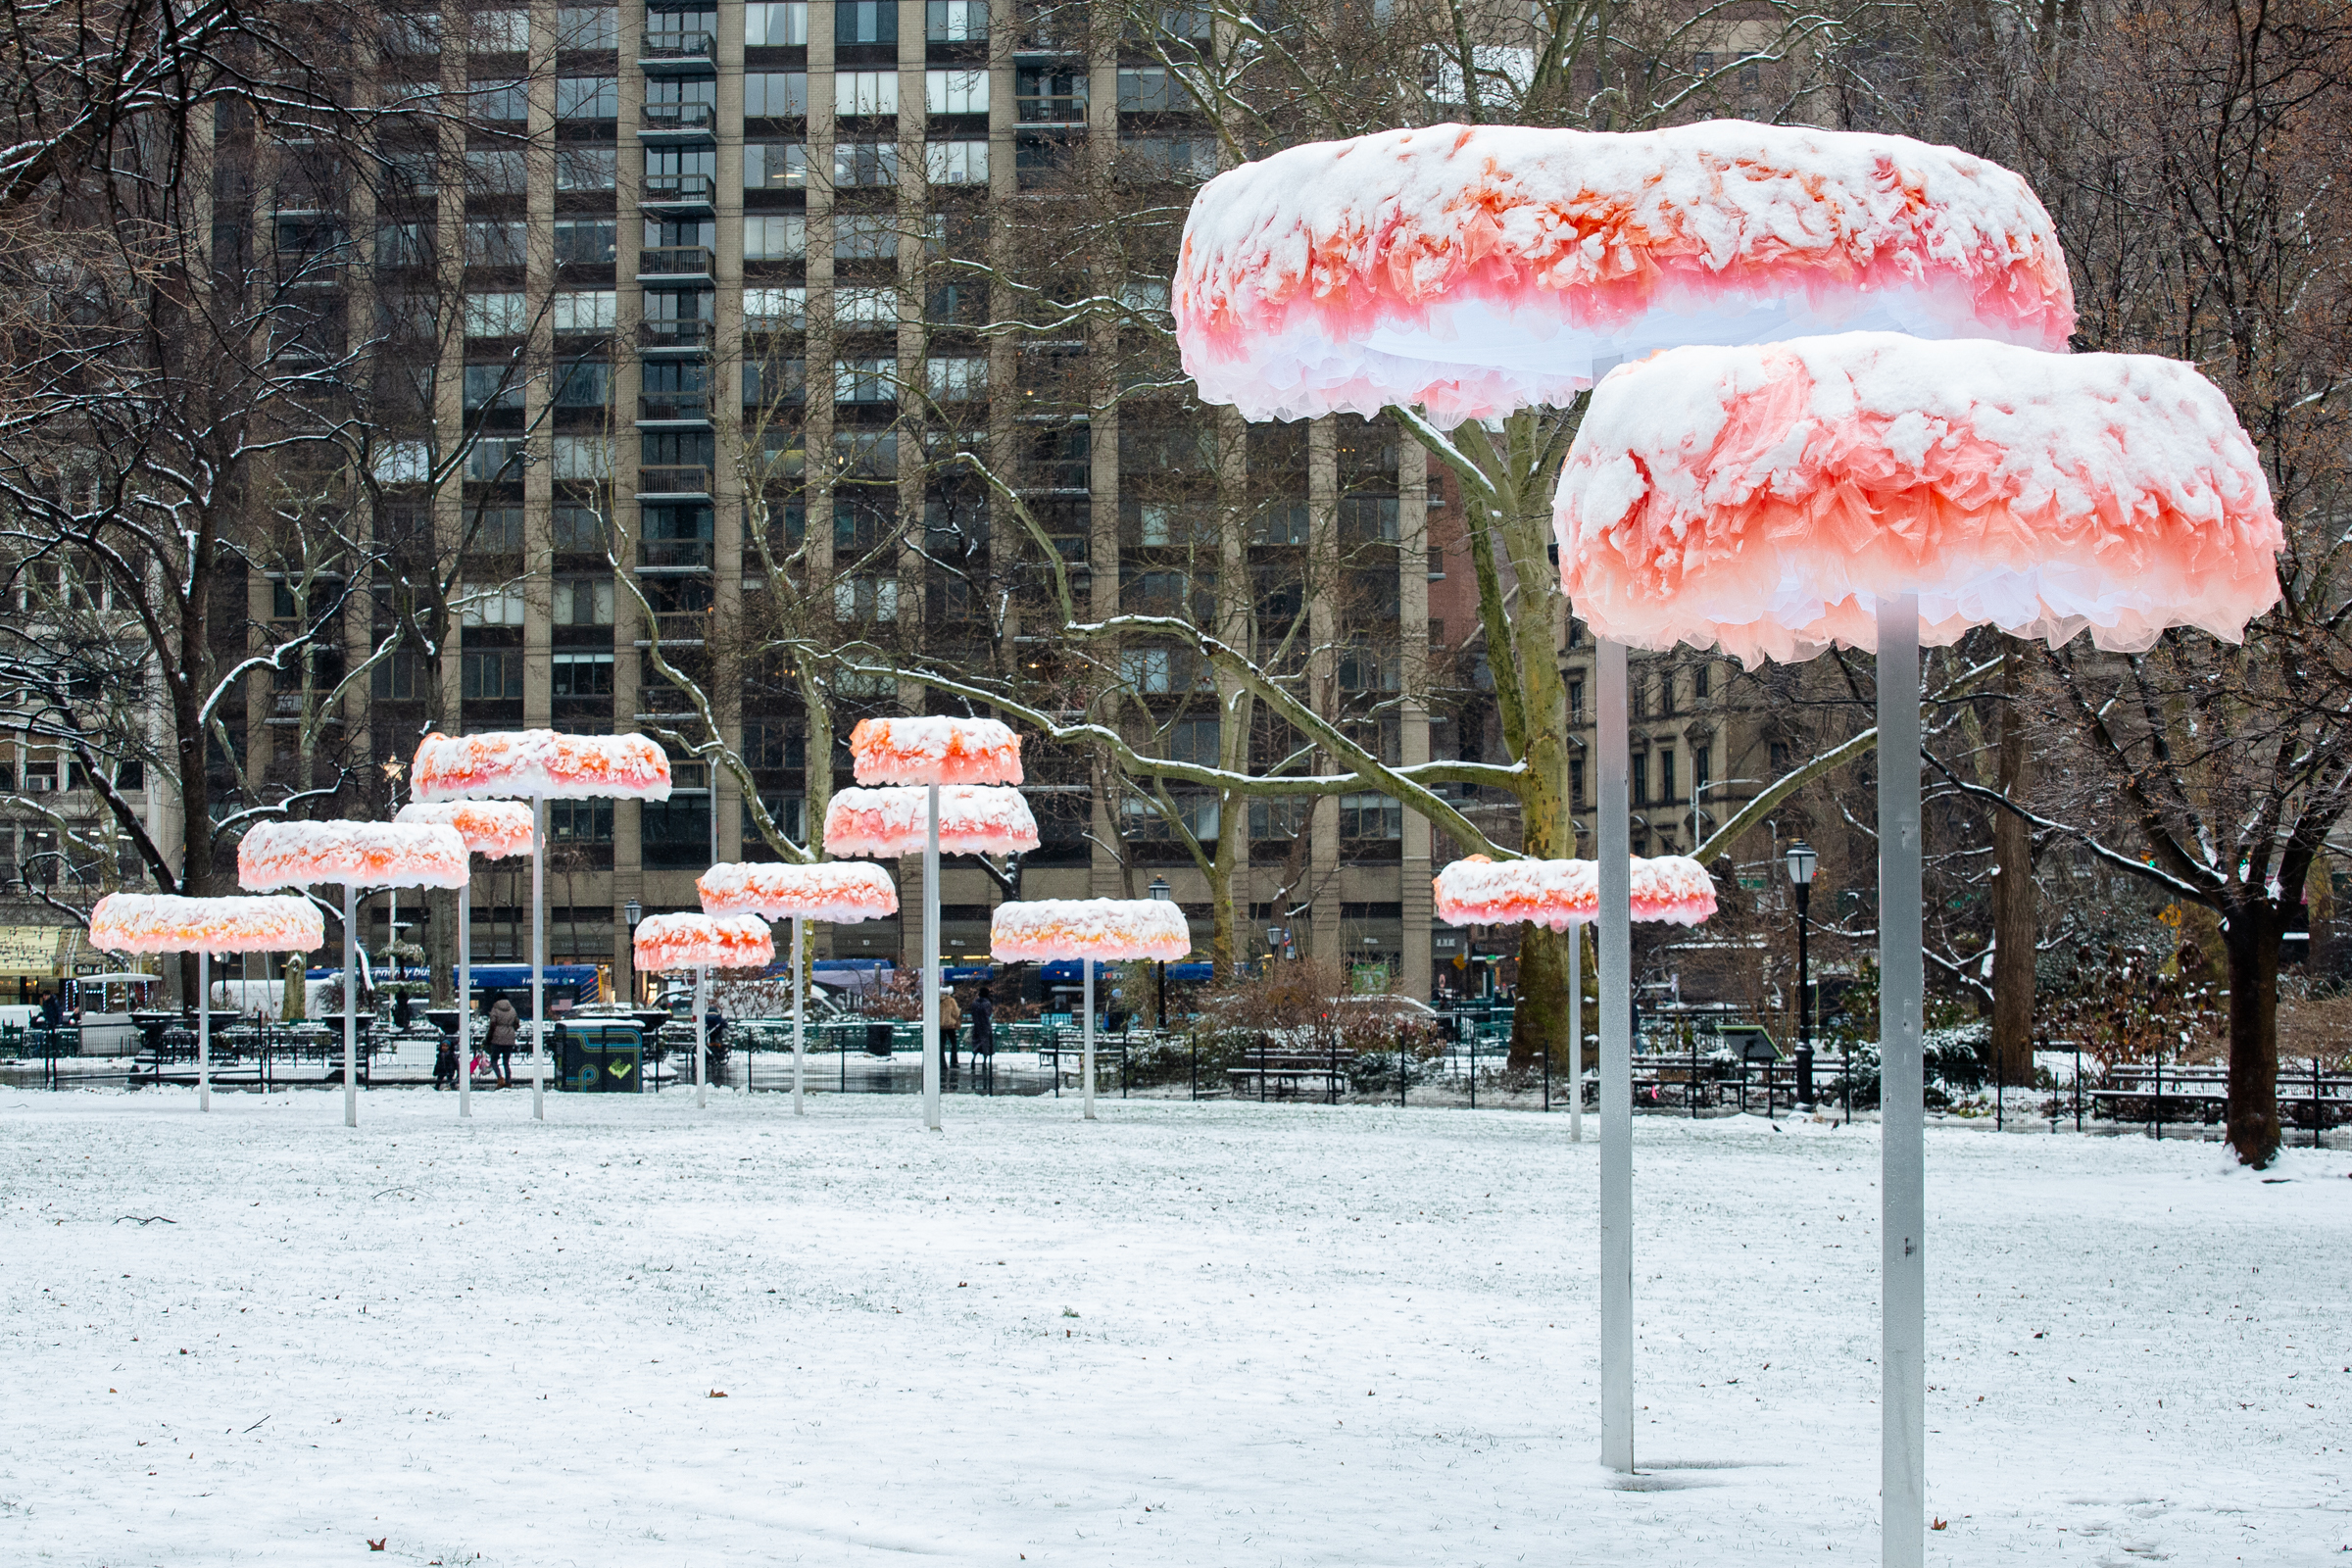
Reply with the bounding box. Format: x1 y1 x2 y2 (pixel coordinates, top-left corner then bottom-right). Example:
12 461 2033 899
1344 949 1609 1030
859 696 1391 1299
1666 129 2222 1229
530 794 547 1122
793 915 807 1115
695 963 709 1108
922 783 942 1131
342 884 359 1128
1878 595 1926 1568
197 950 212 1112
458 886 472 1120
1082 960 1096 1121
1569 926 1583 1143
1598 636 1634 1474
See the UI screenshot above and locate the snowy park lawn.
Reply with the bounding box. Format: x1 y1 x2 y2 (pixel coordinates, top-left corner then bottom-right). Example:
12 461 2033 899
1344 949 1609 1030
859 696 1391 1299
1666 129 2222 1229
2 1088 2346 1567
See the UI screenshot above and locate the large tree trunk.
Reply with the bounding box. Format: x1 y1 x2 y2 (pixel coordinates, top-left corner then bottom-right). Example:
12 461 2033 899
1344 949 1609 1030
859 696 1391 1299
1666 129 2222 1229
1512 921 1574 1071
2221 905 2282 1167
1989 643 2036 1084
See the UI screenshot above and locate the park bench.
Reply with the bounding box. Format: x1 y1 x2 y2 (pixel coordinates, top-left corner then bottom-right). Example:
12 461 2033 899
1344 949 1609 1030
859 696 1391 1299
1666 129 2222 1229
2087 1060 2352 1142
1226 1046 1352 1101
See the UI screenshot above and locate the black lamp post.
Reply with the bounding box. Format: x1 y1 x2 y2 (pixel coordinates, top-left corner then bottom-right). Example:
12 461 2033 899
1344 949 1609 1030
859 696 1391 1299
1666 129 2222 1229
1149 876 1171 1031
1786 841 1818 1105
622 898 643 1005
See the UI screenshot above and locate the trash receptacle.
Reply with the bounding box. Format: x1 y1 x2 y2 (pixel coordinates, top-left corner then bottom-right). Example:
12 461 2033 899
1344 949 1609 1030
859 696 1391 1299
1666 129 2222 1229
558 1024 644 1091
864 1022 894 1057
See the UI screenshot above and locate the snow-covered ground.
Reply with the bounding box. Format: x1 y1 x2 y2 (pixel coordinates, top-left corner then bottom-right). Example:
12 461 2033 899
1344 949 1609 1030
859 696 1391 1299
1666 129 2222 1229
2 1087 2345 1566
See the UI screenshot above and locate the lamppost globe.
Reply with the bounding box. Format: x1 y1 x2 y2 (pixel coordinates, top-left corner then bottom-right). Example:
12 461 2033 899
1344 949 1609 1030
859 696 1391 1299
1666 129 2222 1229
623 898 643 927
1786 840 1818 887
1148 876 1171 903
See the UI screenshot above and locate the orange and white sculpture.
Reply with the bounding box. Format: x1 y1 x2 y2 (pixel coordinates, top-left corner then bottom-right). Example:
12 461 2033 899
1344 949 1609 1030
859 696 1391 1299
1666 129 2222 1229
847 715 1022 787
632 912 776 1108
823 786 1040 859
990 898 1192 1120
397 801 537 1120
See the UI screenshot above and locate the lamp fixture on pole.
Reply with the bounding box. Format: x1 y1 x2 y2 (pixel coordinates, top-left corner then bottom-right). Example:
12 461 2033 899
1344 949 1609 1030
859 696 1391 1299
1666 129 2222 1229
1149 876 1171 1030
1785 841 1817 1107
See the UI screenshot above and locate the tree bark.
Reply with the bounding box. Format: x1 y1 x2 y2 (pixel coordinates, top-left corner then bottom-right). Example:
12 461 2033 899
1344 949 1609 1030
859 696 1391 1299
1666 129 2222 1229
1989 642 2035 1084
1514 921 1573 1070
2221 904 2282 1167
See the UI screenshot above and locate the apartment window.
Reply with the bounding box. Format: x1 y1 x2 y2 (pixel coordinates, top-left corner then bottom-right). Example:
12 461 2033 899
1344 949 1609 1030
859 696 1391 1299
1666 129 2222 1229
745 142 808 189
463 437 525 481
551 652 615 697
836 71 898 117
834 285 896 326
744 2 808 45
465 220 526 266
1123 136 1217 180
1168 714 1219 765
1117 67 1178 112
745 72 807 118
1694 745 1712 794
462 652 523 700
551 434 609 479
1659 750 1676 805
555 7 618 50
1571 759 1586 807
832 141 898 187
465 150 525 193
549 798 614 843
553 506 610 553
926 69 987 114
465 291 527 336
556 75 616 119
462 583 526 626
836 0 897 44
1120 277 1171 316
832 214 897 260
373 441 429 484
1337 643 1400 693
469 78 527 122
1568 679 1584 718
834 574 899 619
553 289 614 330
1339 793 1402 840
927 0 988 39
553 575 615 626
834 357 897 403
926 140 988 184
833 428 896 475
466 509 526 556
1658 673 1677 717
741 214 804 261
1339 496 1399 544
472 10 529 51
376 221 427 267
556 147 615 190
743 355 807 406
1017 67 1087 122
926 357 985 401
1631 754 1648 806
370 653 423 700
1138 3 1213 39
384 150 439 197
553 219 615 265
553 359 610 408
745 286 807 328
1693 662 1711 700
463 365 524 410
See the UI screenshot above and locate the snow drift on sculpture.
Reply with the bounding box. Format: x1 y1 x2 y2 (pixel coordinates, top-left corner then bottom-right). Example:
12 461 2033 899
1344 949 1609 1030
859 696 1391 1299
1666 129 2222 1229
990 899 1192 962
87 893 325 956
410 730 672 803
848 716 1023 787
1433 855 1596 930
1554 334 2283 663
395 801 536 859
1175 122 2075 424
824 786 1041 858
697 861 901 923
631 912 776 972
236 820 471 891
1631 856 1718 926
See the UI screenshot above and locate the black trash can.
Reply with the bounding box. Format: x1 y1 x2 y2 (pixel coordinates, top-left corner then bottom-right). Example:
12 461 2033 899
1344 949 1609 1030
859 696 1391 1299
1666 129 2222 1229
864 1022 895 1057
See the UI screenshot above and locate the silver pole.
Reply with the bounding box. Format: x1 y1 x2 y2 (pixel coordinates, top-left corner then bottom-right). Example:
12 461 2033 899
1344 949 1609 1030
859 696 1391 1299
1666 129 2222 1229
1568 922 1583 1144
695 962 709 1108
1596 636 1634 1473
1082 959 1096 1121
458 883 472 1119
792 913 806 1115
530 794 546 1122
343 884 359 1128
1879 595 1926 1566
197 949 212 1112
922 782 941 1131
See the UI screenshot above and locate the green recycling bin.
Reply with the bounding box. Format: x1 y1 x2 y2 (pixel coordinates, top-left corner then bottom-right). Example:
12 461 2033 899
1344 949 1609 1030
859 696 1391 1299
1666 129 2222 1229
557 1023 644 1092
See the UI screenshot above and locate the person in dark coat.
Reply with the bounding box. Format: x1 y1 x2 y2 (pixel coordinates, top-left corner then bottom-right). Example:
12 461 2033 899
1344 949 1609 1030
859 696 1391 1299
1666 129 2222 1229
486 996 519 1087
968 989 995 1056
39 990 63 1029
432 1034 459 1091
394 988 412 1030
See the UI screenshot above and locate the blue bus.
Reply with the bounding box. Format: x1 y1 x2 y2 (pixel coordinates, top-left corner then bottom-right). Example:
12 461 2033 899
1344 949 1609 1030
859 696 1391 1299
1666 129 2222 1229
307 962 604 1020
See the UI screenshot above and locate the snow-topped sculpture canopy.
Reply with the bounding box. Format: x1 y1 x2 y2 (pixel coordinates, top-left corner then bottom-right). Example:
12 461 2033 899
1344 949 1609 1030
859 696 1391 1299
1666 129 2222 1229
991 899 1192 962
237 820 471 891
698 861 901 923
1553 333 2283 664
1631 857 1718 926
848 715 1023 787
825 786 1041 858
410 730 673 803
88 893 324 956
1175 122 2075 426
631 912 776 973
395 801 537 859
1433 855 1717 929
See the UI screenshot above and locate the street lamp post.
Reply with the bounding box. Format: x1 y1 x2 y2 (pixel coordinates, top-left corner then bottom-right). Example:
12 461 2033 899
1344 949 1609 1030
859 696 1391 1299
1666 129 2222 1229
1149 877 1171 1031
1786 841 1818 1107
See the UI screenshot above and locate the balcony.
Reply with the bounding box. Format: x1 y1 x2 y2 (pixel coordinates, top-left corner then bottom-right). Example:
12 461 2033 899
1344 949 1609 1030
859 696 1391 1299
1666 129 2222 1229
638 101 716 141
638 318 714 354
635 245 714 283
637 538 715 572
640 172 715 213
634 466 713 503
634 611 711 647
638 30 715 72
636 393 711 427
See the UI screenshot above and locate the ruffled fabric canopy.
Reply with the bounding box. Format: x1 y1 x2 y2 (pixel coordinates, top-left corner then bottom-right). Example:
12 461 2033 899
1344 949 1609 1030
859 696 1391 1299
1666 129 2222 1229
1433 855 1718 929
991 899 1192 962
697 861 901 923
411 730 672 803
1176 122 2074 425
237 820 471 891
88 893 325 956
631 912 776 972
1555 334 2283 663
1631 857 1718 926
395 800 536 859
824 786 1041 858
848 716 1023 787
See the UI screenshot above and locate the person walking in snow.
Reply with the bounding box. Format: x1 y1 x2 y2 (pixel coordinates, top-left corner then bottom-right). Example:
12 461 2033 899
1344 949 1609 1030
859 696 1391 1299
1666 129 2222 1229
968 988 995 1094
940 989 962 1077
486 996 519 1087
432 1033 459 1091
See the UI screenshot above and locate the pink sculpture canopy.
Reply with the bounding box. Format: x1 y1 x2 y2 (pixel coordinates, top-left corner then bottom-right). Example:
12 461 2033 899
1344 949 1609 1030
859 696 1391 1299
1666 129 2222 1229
395 801 536 859
88 893 325 956
632 912 776 972
1433 855 1717 930
1175 122 2074 425
237 820 471 892
411 730 672 803
1554 334 2283 664
825 786 1041 858
991 899 1192 962
698 861 900 924
849 716 1022 787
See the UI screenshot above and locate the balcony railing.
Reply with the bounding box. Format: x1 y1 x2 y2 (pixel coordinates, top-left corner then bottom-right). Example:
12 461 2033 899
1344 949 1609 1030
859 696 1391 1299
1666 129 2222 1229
639 101 716 136
639 30 715 69
641 172 715 208
635 245 714 281
634 466 713 500
638 318 714 351
636 393 711 424
637 538 714 569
